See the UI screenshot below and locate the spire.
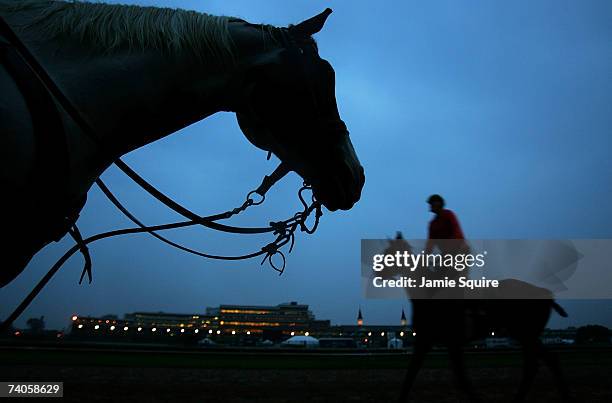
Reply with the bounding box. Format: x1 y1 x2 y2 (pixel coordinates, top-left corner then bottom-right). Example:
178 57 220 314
400 308 407 326
357 307 363 326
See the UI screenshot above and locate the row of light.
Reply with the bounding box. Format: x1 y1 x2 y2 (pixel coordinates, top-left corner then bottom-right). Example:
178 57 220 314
76 323 419 338
73 316 427 338
76 324 259 335
365 331 417 337
73 316 297 336
75 324 494 339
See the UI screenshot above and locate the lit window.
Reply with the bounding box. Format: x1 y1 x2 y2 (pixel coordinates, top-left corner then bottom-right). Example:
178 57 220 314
208 329 213 334
246 331 251 335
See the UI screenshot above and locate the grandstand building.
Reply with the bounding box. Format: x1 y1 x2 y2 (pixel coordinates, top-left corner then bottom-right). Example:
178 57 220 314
69 301 331 343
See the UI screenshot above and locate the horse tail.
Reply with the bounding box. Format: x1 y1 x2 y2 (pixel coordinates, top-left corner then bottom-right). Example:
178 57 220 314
552 301 568 317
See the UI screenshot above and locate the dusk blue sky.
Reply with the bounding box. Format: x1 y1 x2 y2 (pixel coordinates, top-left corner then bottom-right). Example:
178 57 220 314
2 0 611 330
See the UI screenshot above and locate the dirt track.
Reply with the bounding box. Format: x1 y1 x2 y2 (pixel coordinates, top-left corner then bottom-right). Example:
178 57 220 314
2 363 610 402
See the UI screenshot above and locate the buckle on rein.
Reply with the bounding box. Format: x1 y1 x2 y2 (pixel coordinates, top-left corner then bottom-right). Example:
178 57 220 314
249 162 323 274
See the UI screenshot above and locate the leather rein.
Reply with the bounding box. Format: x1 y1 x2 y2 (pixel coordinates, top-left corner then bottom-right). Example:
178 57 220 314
0 16 322 331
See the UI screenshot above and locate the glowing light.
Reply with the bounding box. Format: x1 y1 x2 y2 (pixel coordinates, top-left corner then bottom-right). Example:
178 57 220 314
208 330 213 334
491 331 495 336
246 331 251 335
105 320 110 324
94 325 100 330
194 329 199 334
290 331 295 336
231 330 236 335
305 332 310 336
412 332 416 336
14 331 21 336
220 321 224 325
216 330 221 335
123 326 129 331
167 328 171 333
152 327 157 332
381 332 385 336
110 325 115 331
400 332 404 337
71 315 78 321
180 329 185 333
364 338 368 342
368 332 372 336
137 327 142 332
78 324 83 329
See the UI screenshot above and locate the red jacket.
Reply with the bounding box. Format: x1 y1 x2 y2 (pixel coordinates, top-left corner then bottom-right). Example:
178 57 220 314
428 209 465 240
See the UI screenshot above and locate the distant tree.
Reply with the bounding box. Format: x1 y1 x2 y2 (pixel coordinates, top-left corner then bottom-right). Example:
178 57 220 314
26 316 45 334
575 325 610 344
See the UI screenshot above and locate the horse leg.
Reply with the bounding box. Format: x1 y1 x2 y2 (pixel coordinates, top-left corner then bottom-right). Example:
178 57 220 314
537 343 573 402
398 339 429 402
514 341 539 402
448 343 482 403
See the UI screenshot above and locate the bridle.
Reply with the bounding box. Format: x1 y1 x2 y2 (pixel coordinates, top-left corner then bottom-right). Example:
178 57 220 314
0 16 325 331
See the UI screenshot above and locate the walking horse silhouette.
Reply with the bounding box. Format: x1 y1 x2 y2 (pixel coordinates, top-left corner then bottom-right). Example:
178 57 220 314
0 2 364 327
382 236 572 403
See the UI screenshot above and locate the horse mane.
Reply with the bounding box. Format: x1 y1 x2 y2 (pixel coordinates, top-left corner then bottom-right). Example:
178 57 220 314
0 0 240 66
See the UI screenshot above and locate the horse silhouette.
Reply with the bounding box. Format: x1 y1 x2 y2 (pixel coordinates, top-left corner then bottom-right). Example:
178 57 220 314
0 2 364 287
382 237 572 403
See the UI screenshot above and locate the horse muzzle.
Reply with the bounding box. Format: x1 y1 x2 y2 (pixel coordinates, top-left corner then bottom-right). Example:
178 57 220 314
307 140 365 212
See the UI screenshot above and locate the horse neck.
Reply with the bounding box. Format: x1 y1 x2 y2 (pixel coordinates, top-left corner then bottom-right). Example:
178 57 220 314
8 11 282 196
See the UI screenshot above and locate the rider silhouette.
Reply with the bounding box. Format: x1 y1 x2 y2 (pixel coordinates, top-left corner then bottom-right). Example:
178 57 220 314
426 194 465 243
424 194 469 283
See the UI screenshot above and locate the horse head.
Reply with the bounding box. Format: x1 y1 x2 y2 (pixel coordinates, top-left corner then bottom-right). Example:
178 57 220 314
236 9 365 212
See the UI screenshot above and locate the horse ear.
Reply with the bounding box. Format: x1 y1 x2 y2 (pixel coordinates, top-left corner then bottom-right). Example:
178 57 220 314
290 8 332 37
